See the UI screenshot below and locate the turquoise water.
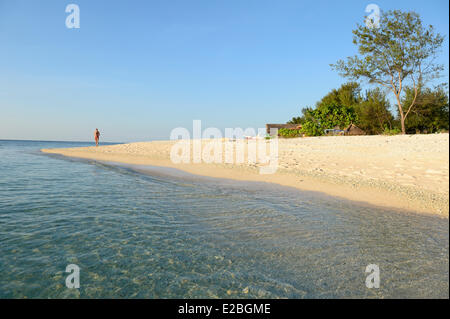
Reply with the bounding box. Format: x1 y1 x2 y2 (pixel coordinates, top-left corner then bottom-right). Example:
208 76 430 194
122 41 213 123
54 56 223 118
0 140 448 298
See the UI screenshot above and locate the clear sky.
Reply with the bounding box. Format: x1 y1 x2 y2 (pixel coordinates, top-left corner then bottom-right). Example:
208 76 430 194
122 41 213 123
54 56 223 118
1 0 448 142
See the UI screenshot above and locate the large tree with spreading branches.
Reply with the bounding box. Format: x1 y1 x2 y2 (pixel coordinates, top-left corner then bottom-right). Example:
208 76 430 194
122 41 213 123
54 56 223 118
331 10 444 134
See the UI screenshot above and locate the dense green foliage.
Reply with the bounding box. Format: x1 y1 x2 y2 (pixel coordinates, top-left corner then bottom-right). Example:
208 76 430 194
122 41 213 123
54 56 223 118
288 106 313 125
278 128 302 138
355 88 394 134
382 127 402 135
290 83 359 136
402 85 449 133
289 82 449 136
287 116 304 125
300 103 357 137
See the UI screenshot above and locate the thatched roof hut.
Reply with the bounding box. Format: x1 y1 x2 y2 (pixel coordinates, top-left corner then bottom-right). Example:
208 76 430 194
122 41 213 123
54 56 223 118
345 124 365 136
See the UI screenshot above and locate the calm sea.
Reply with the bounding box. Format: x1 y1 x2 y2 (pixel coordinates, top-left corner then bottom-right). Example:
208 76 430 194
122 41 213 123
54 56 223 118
0 140 448 298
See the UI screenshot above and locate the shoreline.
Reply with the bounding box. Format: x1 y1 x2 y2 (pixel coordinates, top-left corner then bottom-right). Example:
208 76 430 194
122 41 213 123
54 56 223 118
41 134 449 218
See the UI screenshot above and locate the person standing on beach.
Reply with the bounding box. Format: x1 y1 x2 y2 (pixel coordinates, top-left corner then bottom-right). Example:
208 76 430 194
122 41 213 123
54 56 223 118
94 128 101 147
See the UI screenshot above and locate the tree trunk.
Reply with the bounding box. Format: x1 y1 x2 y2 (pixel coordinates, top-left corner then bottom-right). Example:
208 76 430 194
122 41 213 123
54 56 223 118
400 115 406 134
395 96 406 134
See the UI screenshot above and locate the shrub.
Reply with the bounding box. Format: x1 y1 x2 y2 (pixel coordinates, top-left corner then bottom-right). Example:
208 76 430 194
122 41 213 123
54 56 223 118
382 127 402 135
300 101 358 137
279 128 302 138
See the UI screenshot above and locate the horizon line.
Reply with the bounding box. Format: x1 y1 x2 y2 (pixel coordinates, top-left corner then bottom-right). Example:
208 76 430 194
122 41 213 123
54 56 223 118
0 138 125 144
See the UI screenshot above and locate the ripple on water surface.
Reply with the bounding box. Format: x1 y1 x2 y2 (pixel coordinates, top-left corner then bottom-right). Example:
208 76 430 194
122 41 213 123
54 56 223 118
0 140 448 298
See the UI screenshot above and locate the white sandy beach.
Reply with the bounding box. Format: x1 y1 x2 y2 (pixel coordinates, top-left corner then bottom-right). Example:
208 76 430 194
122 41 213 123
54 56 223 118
42 134 449 217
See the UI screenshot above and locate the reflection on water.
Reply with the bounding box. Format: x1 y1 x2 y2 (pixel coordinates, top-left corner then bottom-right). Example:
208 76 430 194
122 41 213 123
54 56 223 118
0 140 448 298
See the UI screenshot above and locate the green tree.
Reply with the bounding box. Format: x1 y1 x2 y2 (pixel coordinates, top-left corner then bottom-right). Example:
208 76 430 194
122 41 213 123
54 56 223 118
402 85 449 133
355 88 395 134
289 82 361 126
301 101 358 136
295 83 360 136
316 82 361 110
331 10 444 134
300 108 322 136
287 107 310 125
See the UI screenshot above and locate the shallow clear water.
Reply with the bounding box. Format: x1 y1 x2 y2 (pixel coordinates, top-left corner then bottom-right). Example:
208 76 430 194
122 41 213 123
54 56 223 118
0 140 448 298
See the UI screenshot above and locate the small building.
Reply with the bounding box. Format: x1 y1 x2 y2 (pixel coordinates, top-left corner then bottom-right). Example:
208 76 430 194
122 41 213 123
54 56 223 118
344 124 365 136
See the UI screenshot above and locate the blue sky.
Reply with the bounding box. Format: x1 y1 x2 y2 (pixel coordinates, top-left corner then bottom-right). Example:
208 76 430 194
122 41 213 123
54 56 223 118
1 0 448 142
